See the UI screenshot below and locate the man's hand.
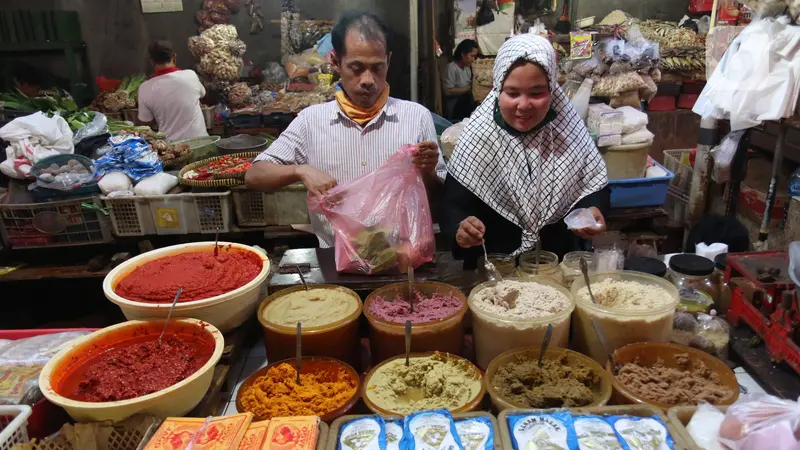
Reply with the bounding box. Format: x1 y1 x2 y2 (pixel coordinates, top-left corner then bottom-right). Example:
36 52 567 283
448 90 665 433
296 165 336 196
456 216 486 249
413 141 440 175
572 206 607 239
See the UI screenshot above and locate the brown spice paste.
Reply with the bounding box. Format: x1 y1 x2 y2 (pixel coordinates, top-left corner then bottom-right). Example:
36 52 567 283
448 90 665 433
490 353 599 408
616 353 734 405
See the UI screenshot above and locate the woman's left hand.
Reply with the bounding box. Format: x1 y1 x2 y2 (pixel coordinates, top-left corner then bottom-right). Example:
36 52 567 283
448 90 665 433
572 207 606 239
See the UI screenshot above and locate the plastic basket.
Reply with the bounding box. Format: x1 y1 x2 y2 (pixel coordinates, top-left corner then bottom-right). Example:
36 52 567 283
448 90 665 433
607 162 675 208
232 185 309 227
102 192 231 236
0 405 32 450
665 187 690 224
0 197 113 249
663 149 694 195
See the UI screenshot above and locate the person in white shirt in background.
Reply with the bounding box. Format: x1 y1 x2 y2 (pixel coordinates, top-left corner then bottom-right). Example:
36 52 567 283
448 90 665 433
137 41 208 141
442 39 479 120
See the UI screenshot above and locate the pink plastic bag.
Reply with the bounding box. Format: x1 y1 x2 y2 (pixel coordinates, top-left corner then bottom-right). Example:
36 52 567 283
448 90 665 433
719 394 800 450
308 145 435 275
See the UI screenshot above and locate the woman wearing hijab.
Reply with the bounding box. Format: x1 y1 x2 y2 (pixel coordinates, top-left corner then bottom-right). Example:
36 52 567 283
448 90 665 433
443 34 609 268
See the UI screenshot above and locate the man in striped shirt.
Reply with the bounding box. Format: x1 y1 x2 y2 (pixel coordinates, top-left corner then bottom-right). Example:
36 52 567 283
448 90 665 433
246 11 446 247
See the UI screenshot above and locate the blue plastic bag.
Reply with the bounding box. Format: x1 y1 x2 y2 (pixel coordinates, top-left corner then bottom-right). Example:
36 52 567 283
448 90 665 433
95 135 162 182
403 410 463 450
455 416 494 450
606 415 674 450
338 416 387 450
506 413 576 450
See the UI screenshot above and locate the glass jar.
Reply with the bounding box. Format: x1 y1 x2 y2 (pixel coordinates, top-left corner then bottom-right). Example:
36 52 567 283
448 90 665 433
667 254 715 313
711 253 732 315
517 251 562 285
483 253 516 277
560 251 593 288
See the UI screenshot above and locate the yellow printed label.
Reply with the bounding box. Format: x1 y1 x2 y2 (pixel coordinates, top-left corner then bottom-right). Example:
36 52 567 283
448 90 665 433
156 208 180 228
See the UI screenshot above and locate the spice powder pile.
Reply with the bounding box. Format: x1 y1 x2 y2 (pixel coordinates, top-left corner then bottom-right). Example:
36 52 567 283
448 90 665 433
238 362 357 419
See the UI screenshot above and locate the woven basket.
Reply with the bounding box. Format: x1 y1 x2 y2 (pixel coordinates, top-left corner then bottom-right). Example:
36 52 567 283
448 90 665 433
178 151 260 188
162 151 193 170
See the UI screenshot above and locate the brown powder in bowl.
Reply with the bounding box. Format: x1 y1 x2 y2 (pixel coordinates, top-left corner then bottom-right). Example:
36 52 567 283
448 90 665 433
616 353 734 405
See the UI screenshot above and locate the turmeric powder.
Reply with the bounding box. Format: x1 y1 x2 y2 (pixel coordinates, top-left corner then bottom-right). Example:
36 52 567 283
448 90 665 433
238 361 357 419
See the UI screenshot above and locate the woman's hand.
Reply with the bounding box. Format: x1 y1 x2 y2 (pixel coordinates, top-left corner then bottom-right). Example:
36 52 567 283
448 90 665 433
456 216 485 248
572 207 606 239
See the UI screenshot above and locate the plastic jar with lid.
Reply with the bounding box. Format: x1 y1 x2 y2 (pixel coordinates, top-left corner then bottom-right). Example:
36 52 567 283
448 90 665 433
624 256 667 278
516 251 563 285
667 254 716 313
560 251 593 288
712 253 732 315
484 253 517 277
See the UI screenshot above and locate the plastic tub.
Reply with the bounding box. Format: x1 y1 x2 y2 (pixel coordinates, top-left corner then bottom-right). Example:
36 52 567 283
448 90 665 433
364 282 468 364
571 271 680 365
516 251 562 284
103 242 270 333
608 342 740 410
257 285 362 369
468 277 575 370
362 352 484 415
484 347 612 411
601 142 650 180
607 162 675 208
38 319 224 423
235 357 360 422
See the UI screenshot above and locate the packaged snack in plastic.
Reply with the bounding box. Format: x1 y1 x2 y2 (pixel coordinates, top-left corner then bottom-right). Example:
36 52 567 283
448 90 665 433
592 73 646 97
403 410 462 450
455 416 494 450
573 415 622 449
686 402 726 450
385 418 404 450
606 415 675 450
308 145 436 275
718 394 800 450
506 412 576 450
0 331 91 367
338 416 386 450
0 365 43 405
95 136 163 182
570 32 593 60
610 90 641 109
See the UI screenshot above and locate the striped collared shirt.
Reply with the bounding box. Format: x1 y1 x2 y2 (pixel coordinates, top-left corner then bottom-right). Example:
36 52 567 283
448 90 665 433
254 97 447 247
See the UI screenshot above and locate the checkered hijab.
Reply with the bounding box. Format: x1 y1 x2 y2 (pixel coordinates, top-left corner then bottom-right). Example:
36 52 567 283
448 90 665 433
448 34 607 255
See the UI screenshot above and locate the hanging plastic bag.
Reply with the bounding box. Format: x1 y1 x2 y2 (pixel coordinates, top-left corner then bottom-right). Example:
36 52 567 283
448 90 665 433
712 129 745 183
72 112 109 145
719 394 800 450
308 145 435 275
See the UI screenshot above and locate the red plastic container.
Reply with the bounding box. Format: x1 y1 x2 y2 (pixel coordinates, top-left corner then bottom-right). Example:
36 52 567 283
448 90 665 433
678 94 699 110
647 95 677 111
0 328 97 439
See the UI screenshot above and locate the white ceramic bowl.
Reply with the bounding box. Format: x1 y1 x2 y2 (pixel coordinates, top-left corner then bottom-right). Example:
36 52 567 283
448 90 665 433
39 318 224 422
103 242 270 332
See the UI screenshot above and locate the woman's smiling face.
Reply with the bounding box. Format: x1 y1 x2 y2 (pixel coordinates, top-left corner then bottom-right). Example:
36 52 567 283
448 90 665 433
498 60 552 132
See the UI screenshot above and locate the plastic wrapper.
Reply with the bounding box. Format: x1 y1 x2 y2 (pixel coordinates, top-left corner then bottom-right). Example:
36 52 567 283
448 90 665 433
593 72 646 97
28 172 95 192
440 121 466 161
564 208 601 230
594 245 625 272
562 80 583 100
73 112 109 145
588 103 623 135
98 171 133 195
621 128 655 145
639 74 658 103
712 130 745 183
0 365 43 405
0 332 91 366
308 145 435 275
571 78 594 121
617 106 649 134
719 394 800 449
596 133 622 147
694 310 730 358
687 403 726 450
610 90 642 108
263 61 288 83
95 136 163 183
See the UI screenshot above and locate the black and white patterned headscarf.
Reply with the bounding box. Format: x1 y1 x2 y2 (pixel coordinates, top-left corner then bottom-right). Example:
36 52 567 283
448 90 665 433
448 34 607 255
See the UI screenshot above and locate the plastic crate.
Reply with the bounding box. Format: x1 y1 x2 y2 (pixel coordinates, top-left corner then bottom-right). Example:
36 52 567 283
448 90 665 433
607 162 675 208
663 149 694 195
232 185 309 227
0 196 113 249
103 192 231 236
0 405 31 450
665 187 690 224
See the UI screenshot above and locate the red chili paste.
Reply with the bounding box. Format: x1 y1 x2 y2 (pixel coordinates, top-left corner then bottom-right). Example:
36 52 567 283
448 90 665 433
59 334 214 402
115 250 262 303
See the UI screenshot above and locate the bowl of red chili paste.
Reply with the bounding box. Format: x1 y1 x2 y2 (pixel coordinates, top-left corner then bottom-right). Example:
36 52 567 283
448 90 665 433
39 318 223 423
103 242 270 332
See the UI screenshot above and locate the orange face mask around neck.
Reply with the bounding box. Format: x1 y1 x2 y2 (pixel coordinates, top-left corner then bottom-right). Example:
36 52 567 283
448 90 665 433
335 85 390 126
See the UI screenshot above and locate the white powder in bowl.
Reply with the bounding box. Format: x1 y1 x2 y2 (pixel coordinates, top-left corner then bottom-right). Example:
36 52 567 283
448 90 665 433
576 278 673 310
471 280 570 320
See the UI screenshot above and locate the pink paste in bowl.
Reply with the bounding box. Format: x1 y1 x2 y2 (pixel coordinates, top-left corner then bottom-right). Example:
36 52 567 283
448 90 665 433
368 291 464 324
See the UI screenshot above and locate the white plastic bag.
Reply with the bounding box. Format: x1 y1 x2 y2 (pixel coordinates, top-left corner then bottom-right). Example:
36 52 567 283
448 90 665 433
571 78 594 121
687 403 726 450
134 172 178 196
72 112 109 145
621 127 654 145
564 208 601 230
0 112 74 179
99 171 133 195
616 106 649 134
